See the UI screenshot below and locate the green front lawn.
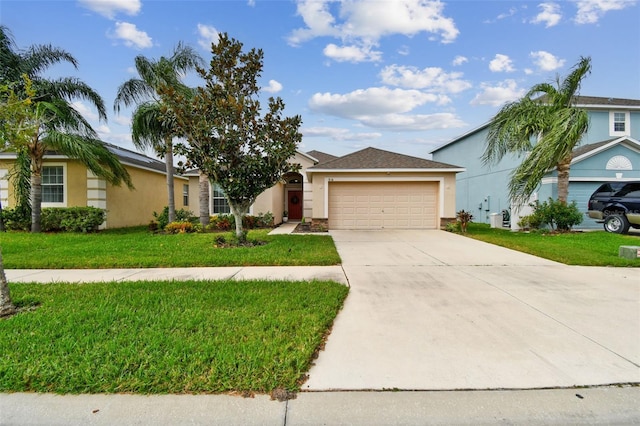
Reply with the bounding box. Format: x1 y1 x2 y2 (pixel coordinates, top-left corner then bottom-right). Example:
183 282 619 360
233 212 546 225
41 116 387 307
0 228 341 269
0 279 348 394
463 223 640 266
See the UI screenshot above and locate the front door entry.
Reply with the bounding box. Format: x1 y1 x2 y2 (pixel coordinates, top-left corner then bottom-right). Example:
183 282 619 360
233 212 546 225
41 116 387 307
288 190 303 220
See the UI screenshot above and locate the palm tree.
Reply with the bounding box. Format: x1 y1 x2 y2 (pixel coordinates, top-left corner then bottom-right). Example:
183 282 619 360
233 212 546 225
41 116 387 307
0 26 133 233
114 43 202 223
482 56 592 205
0 247 15 317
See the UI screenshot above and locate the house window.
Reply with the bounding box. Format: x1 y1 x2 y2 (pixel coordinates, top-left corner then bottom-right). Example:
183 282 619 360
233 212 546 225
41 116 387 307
610 111 629 136
212 183 230 214
182 184 189 206
42 166 64 203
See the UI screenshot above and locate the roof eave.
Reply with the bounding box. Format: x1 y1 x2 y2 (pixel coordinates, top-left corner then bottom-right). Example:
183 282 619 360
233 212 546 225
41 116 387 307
308 167 466 173
571 136 640 165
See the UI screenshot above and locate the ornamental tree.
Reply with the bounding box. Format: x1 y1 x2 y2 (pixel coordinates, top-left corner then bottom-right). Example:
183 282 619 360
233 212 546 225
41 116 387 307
162 33 302 241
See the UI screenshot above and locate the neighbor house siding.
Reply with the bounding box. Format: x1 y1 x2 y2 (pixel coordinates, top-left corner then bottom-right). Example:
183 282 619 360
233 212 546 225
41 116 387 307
431 127 519 223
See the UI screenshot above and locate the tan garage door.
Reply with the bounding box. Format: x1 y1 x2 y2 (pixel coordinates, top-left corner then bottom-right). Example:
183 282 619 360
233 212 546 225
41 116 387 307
329 181 438 229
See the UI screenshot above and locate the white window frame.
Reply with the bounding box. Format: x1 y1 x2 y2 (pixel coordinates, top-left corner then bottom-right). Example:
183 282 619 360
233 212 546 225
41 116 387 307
41 163 67 207
182 184 189 207
211 183 230 214
610 111 630 136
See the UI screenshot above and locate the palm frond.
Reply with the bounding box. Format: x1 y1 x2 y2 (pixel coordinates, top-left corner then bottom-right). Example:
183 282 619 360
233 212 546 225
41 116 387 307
44 131 133 188
131 101 170 151
36 77 107 121
113 78 154 112
22 44 78 77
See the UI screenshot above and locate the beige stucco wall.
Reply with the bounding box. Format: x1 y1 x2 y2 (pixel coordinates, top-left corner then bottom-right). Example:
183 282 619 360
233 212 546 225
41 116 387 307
252 183 284 222
1 158 188 228
308 171 458 222
106 166 187 228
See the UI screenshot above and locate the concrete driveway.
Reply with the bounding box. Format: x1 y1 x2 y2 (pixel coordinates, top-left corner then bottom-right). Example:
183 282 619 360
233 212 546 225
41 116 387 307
303 230 640 391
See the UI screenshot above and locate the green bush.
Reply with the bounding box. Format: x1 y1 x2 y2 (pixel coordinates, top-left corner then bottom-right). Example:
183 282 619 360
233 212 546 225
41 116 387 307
206 212 274 232
165 221 197 234
525 198 583 231
1 205 31 231
1 206 105 232
152 207 197 229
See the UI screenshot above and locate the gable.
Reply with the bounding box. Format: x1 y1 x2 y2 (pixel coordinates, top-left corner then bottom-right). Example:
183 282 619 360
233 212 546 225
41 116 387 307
310 147 463 171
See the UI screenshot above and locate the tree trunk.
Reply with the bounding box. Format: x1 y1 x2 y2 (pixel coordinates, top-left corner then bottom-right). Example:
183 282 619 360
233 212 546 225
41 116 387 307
30 171 42 233
230 201 251 243
0 247 16 317
165 138 176 223
198 172 210 227
556 154 572 204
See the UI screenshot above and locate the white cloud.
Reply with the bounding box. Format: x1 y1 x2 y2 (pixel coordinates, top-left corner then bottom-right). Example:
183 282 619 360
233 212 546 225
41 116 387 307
288 0 459 50
470 80 525 107
72 101 99 122
323 43 382 63
262 80 283 94
197 24 220 50
309 87 441 117
78 0 141 19
359 112 466 131
573 0 636 24
302 127 382 141
113 115 131 126
531 2 562 27
110 22 152 49
530 51 565 71
452 55 468 66
380 65 471 94
484 6 518 23
489 54 515 72
398 45 410 56
308 86 465 131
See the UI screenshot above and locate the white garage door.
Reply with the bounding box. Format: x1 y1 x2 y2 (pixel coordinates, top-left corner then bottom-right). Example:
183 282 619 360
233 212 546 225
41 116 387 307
329 181 438 229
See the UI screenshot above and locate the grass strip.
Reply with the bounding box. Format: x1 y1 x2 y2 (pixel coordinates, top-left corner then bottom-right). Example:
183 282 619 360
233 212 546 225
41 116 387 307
0 228 341 268
0 279 348 394
463 223 640 266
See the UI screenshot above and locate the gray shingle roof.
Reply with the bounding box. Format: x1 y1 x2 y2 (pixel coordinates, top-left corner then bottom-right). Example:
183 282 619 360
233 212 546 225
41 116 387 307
306 150 339 165
572 139 618 158
309 147 462 170
573 96 640 107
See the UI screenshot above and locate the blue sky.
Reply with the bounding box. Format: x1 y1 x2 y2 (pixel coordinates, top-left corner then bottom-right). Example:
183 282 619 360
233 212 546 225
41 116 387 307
2 0 639 159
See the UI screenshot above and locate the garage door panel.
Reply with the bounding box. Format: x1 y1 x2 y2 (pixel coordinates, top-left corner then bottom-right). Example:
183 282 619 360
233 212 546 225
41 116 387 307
329 182 438 229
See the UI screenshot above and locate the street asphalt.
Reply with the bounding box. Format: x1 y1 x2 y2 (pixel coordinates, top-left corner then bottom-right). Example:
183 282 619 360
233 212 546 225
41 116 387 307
1 224 639 425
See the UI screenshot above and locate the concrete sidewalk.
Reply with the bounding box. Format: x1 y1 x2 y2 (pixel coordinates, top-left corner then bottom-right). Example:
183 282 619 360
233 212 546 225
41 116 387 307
5 265 347 285
2 387 639 425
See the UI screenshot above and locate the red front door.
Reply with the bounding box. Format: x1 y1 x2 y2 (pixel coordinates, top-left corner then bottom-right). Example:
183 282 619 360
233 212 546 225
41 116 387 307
288 190 303 220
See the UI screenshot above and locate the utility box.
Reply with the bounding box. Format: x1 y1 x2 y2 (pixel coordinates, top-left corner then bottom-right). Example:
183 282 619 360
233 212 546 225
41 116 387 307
489 213 501 228
619 246 640 260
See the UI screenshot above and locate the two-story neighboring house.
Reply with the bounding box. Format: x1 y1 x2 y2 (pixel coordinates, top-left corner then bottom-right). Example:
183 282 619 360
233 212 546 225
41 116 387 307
431 96 640 230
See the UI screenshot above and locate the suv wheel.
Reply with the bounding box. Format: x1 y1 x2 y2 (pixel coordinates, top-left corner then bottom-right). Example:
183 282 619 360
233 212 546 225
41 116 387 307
603 214 630 234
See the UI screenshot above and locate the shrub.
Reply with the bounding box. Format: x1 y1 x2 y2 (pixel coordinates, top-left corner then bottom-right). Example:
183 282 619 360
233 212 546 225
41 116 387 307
444 221 460 233
2 206 106 232
527 198 583 231
1 205 31 231
152 207 197 230
456 209 473 233
50 207 106 233
206 212 274 232
165 221 196 234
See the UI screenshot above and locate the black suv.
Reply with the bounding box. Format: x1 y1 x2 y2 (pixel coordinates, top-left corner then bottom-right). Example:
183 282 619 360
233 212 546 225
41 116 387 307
587 181 640 234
